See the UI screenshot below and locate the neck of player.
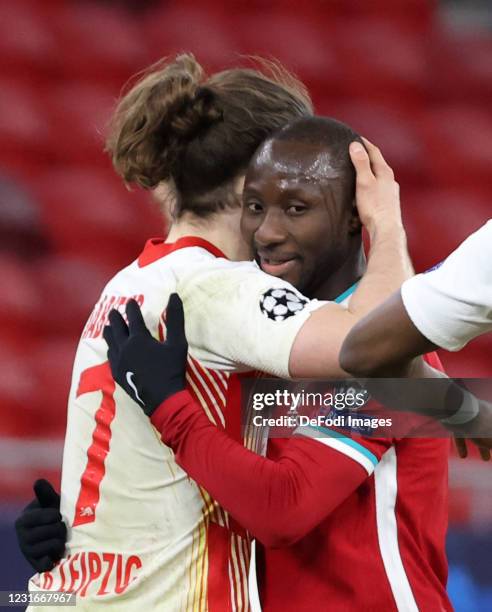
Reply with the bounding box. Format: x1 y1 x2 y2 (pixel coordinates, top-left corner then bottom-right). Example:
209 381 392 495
309 243 366 302
166 207 253 261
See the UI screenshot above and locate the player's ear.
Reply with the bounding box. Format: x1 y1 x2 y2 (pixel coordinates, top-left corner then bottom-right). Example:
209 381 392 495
348 200 362 235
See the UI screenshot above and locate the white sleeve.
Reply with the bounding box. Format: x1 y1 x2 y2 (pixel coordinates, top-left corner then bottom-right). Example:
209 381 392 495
178 259 326 377
401 220 492 351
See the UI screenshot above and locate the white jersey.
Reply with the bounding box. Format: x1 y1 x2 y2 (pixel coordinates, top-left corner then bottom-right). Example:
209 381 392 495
28 236 324 611
401 220 492 351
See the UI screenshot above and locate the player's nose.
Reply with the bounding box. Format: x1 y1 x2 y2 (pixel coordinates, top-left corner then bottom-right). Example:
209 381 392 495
254 210 288 248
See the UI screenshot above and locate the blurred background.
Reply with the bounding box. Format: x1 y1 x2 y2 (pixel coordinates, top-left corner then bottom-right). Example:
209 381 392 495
0 0 491 610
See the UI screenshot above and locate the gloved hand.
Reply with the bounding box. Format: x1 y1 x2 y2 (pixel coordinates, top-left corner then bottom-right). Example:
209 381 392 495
103 294 188 417
15 479 66 573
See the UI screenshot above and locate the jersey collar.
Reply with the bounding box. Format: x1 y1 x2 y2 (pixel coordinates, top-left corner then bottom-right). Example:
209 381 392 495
334 280 360 304
138 236 228 267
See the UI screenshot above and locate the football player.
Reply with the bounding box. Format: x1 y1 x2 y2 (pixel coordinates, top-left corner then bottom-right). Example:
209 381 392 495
19 114 451 611
16 55 408 611
97 117 451 611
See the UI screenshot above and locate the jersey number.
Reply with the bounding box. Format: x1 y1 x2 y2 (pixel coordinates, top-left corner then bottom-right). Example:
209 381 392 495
73 362 116 527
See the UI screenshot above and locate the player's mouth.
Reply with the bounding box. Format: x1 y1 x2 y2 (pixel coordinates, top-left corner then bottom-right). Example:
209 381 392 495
258 254 299 277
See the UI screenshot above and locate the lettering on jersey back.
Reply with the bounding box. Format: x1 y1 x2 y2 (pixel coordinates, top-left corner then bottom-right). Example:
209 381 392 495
82 294 144 340
40 552 142 598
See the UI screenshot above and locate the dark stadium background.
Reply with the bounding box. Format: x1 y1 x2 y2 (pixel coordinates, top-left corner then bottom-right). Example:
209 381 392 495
0 1 491 610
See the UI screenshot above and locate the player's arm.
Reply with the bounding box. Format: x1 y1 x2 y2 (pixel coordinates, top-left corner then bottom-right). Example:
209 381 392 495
340 220 492 377
153 392 387 547
104 299 390 547
339 291 435 377
358 356 492 460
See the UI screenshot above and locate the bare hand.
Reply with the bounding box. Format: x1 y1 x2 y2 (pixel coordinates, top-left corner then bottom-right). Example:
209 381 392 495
454 436 491 461
349 138 401 233
453 399 492 461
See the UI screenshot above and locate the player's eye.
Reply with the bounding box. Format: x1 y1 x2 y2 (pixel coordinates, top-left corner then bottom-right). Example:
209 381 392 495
247 201 264 214
286 203 307 216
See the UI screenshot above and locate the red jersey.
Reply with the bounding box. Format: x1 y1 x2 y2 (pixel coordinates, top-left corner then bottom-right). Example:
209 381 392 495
152 352 451 611
257 352 451 612
258 436 450 611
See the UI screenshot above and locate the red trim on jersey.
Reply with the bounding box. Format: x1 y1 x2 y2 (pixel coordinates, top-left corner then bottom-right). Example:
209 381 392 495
184 364 228 533
138 236 228 267
229 532 246 612
223 372 247 538
73 362 116 527
186 359 225 429
224 373 242 443
209 368 228 397
207 522 233 612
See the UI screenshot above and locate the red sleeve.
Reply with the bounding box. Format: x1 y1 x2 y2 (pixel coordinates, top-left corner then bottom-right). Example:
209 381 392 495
151 391 384 548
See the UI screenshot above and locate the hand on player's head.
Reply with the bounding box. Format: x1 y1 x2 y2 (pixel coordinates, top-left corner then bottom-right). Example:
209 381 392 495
349 138 401 233
103 295 188 417
15 479 66 573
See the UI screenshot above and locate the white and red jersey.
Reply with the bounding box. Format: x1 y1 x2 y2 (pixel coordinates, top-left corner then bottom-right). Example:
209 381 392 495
28 236 323 611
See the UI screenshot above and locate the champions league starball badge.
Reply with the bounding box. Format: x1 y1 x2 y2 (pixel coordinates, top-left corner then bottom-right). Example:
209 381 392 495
259 288 308 321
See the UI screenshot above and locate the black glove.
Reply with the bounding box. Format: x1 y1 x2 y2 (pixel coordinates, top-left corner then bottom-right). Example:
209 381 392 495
103 294 188 417
15 479 66 573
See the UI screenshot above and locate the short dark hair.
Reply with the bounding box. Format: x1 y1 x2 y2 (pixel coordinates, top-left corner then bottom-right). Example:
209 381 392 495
106 53 313 217
271 116 362 206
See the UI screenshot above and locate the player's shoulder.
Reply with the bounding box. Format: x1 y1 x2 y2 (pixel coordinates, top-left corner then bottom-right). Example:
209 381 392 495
136 238 223 275
103 240 220 291
178 255 291 302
